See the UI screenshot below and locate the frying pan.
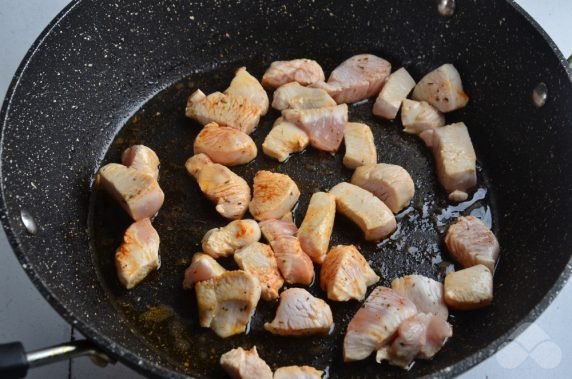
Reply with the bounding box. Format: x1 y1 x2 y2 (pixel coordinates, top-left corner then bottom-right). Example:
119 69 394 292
1 0 571 378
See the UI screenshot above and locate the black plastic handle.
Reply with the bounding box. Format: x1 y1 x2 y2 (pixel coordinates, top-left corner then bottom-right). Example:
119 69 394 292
0 342 29 379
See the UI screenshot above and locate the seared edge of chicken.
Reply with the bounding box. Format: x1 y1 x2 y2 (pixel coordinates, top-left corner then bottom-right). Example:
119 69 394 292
202 219 261 258
400 99 445 135
262 59 325 89
297 192 336 264
194 122 257 166
443 264 493 310
274 365 324 379
262 117 310 162
391 275 448 320
343 122 377 170
249 170 301 221
182 252 226 289
225 67 269 115
412 64 469 112
121 145 160 180
220 346 273 379
234 242 284 301
372 67 416 120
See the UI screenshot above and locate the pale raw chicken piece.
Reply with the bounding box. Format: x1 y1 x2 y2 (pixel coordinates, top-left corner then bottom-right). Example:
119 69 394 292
98 163 164 221
373 68 416 120
391 275 448 320
234 242 284 301
115 218 160 289
272 82 336 110
194 123 257 166
249 170 301 221
400 99 445 135
185 154 251 219
225 67 269 115
444 265 493 310
320 245 379 301
201 219 261 258
329 182 396 241
343 122 377 170
121 145 160 180
264 288 333 336
412 64 469 112
182 253 226 289
445 216 499 272
220 346 273 379
297 192 336 263
262 117 310 162
262 59 325 89
343 287 417 362
185 90 261 134
420 122 476 201
259 219 298 240
351 163 415 214
274 366 324 379
282 104 348 152
195 270 261 338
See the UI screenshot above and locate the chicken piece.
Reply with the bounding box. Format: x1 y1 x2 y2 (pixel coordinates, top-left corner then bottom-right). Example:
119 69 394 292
420 122 476 202
115 218 160 289
274 366 324 379
225 67 269 115
262 117 310 162
264 288 333 336
443 265 493 310
372 68 416 120
195 270 261 338
412 64 469 112
320 245 379 301
343 287 417 362
98 163 164 221
249 171 301 221
400 99 445 135
329 182 396 241
343 122 377 170
445 216 499 272
194 123 257 166
351 163 415 214
121 145 160 180
391 275 448 320
262 59 325 89
259 219 298 240
282 104 348 152
220 346 273 379
297 192 336 263
182 252 226 289
234 242 284 301
185 90 261 134
202 219 261 258
185 154 250 219
272 82 336 111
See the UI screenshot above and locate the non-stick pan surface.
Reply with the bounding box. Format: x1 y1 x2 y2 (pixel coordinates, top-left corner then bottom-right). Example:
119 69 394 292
1 0 571 378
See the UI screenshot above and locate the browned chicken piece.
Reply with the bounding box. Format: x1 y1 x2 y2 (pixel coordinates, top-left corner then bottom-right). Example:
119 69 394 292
272 82 336 111
343 122 377 170
225 67 269 115
121 145 160 180
202 219 261 258
400 99 445 135
194 123 257 166
372 68 416 120
185 153 251 219
195 270 261 338
351 163 415 213
329 182 396 241
234 242 284 301
391 275 448 320
220 346 273 379
182 252 226 289
262 117 310 162
115 218 160 289
264 288 333 336
443 265 493 310
412 64 469 112
320 245 379 301
297 192 336 264
98 163 164 221
249 170 301 221
262 59 325 89
445 216 499 272
274 366 324 379
185 90 261 135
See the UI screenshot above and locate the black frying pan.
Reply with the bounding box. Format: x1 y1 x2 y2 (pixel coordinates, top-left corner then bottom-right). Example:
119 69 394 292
1 0 571 378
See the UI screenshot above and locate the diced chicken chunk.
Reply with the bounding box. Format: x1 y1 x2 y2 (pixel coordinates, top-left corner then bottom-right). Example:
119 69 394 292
249 171 301 221
98 163 164 221
444 265 493 310
297 192 336 263
194 123 257 166
262 117 310 162
264 288 333 336
274 366 324 379
121 145 160 180
373 68 416 120
202 219 261 258
115 218 160 289
400 99 445 135
259 219 298 240
220 346 273 379
185 154 251 219
195 270 261 338
225 67 269 115
343 122 377 170
262 59 325 89
391 275 448 320
320 245 379 301
234 242 284 301
329 182 396 241
272 82 336 110
182 252 226 289
412 64 469 112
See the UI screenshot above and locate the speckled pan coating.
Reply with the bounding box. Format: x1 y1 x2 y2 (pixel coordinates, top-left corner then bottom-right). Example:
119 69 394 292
0 0 571 378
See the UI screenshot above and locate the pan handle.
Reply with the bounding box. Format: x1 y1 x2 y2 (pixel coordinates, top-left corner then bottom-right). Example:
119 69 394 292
0 340 114 378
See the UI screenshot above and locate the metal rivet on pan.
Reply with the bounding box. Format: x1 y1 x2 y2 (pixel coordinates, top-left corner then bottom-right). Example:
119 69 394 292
20 209 38 235
532 82 548 108
437 0 455 16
